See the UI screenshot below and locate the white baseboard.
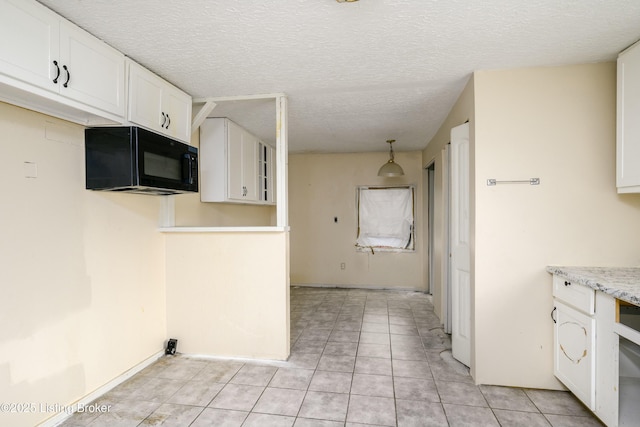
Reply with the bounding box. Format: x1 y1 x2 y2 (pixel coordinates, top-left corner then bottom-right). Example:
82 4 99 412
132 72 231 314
290 282 428 293
40 350 164 427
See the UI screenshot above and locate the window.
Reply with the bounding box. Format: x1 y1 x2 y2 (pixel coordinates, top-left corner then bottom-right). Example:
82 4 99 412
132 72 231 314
356 186 415 252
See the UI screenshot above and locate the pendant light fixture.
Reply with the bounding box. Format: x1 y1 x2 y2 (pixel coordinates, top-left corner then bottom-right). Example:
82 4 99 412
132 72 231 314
377 139 404 177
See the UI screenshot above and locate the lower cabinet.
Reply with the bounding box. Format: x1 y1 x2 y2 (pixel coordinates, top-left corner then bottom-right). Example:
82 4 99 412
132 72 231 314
553 299 596 409
551 275 621 427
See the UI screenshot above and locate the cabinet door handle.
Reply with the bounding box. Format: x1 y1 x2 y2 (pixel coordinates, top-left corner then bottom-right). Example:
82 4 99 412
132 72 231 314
62 65 70 88
52 60 60 83
161 112 167 127
564 281 571 286
165 114 170 129
551 307 557 324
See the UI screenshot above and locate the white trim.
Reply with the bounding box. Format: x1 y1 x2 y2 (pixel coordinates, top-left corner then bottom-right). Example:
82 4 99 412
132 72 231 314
159 195 175 227
193 93 286 103
190 92 288 229
191 100 217 134
355 247 416 254
355 185 416 252
178 353 290 365
615 322 640 347
290 283 429 293
42 351 164 427
158 226 289 233
276 95 288 228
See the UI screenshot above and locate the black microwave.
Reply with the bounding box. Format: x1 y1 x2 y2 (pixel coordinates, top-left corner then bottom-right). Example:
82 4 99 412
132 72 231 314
85 127 198 195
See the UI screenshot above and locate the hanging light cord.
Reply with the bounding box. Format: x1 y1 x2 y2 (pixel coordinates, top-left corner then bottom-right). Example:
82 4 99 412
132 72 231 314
387 139 396 162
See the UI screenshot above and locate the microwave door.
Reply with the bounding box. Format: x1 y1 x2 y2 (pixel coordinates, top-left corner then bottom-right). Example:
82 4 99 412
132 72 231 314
143 151 182 181
137 131 196 192
182 153 197 186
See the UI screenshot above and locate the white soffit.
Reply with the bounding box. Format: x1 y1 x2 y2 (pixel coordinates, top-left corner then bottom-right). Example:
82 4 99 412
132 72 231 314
36 0 640 153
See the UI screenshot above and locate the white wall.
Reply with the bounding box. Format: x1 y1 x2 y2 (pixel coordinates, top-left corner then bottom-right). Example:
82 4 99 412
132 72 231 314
289 151 426 290
0 103 167 427
472 62 640 388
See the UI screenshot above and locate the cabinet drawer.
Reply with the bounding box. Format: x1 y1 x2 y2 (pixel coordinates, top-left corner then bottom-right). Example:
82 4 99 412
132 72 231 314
553 276 595 315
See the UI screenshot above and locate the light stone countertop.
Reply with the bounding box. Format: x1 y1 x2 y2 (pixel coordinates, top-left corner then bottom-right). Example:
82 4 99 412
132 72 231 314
546 266 640 306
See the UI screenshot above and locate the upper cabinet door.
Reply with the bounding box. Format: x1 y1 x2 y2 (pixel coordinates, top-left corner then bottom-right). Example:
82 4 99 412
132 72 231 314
162 86 192 143
128 60 164 132
617 40 640 193
59 21 125 117
225 119 258 202
0 0 59 91
127 59 192 143
227 120 245 200
241 131 258 201
0 0 125 123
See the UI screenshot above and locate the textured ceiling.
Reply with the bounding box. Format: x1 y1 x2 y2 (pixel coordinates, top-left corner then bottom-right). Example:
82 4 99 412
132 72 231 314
37 0 640 153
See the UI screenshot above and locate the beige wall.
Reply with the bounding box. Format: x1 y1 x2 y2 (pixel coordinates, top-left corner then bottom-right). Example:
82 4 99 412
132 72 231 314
289 151 425 290
472 62 640 388
166 125 289 361
174 129 276 227
0 103 167 427
422 77 475 320
424 62 640 389
165 231 290 360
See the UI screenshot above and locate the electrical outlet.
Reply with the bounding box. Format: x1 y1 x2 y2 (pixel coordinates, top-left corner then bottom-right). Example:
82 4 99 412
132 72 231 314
340 263 346 270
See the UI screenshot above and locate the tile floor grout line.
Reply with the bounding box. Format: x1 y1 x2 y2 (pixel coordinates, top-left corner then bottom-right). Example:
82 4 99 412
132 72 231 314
60 287 604 427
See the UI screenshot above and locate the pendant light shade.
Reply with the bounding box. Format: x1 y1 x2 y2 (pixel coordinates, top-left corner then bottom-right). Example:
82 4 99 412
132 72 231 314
378 139 404 177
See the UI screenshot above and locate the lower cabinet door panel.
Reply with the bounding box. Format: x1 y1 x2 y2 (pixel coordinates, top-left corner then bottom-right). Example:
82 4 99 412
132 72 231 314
554 300 596 410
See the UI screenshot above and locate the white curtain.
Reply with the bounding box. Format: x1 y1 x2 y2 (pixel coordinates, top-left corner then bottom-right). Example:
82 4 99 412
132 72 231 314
356 187 413 249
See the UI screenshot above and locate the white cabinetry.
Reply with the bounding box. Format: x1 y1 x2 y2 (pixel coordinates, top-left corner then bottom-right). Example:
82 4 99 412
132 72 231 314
200 117 275 204
258 141 276 203
617 39 640 193
127 60 192 143
0 0 125 123
613 302 640 427
552 276 596 410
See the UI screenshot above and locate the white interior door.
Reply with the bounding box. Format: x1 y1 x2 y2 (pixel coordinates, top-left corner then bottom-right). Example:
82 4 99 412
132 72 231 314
450 122 471 367
442 145 452 335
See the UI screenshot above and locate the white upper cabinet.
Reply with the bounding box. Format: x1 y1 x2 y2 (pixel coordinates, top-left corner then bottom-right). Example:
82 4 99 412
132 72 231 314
59 21 125 116
0 0 125 122
258 141 276 204
617 39 640 193
200 117 275 205
226 119 257 201
0 0 59 91
127 60 192 143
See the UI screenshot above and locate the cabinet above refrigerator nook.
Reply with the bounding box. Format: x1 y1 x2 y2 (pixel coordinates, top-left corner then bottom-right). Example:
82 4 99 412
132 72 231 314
200 117 275 205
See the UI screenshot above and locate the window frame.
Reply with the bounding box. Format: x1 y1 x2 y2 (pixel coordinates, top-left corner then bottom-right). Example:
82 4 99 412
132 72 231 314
355 185 416 253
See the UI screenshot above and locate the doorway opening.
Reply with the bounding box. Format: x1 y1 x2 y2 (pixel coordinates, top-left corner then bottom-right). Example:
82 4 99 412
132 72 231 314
426 163 435 295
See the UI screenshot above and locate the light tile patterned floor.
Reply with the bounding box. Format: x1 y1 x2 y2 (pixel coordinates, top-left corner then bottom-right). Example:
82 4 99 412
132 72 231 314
60 287 604 426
